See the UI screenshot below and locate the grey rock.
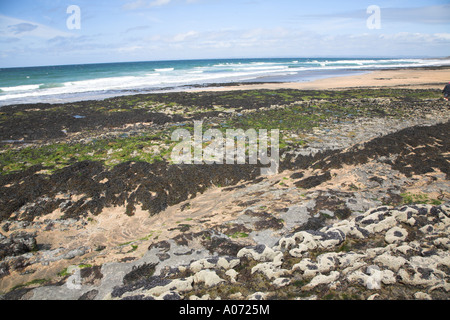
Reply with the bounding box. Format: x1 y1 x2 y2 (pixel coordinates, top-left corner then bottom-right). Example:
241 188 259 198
0 231 37 259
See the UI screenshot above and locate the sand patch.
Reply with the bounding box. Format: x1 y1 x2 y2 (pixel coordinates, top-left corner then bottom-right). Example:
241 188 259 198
190 68 450 92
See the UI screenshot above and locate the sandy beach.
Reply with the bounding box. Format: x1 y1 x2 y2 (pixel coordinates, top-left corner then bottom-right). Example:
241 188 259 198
191 67 450 92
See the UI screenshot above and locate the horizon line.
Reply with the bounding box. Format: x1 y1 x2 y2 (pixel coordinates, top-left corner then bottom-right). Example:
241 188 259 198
1 55 447 70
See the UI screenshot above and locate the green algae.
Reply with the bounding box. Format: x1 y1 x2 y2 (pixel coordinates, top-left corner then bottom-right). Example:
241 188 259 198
0 89 443 175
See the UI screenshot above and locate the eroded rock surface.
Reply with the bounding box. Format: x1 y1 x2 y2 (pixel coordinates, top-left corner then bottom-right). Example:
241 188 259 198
0 92 449 300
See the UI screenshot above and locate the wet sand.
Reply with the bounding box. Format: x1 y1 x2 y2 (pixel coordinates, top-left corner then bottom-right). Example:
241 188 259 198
191 67 450 92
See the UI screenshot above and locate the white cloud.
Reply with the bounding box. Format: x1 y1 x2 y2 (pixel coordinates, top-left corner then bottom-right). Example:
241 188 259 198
0 14 74 40
149 27 450 58
122 0 206 10
123 0 148 10
117 45 144 53
150 0 171 7
125 25 152 33
123 0 172 10
298 4 450 26
380 5 450 25
379 32 450 43
7 23 38 35
171 30 199 42
434 33 450 40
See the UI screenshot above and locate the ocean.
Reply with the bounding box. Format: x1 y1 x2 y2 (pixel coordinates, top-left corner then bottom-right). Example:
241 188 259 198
1 57 449 106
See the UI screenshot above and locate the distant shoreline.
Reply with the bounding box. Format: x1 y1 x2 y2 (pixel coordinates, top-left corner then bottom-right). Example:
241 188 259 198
190 65 450 92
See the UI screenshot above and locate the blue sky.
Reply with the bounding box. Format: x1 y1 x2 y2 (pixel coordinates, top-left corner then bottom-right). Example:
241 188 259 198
0 0 449 67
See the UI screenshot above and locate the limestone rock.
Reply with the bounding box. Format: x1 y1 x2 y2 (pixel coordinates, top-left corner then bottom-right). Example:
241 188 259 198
385 226 408 244
193 270 224 287
302 271 340 290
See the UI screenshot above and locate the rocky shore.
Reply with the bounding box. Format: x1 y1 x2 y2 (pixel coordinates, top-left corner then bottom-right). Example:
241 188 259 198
0 88 449 300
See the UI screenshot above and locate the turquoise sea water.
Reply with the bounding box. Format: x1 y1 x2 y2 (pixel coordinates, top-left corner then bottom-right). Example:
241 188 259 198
0 57 449 106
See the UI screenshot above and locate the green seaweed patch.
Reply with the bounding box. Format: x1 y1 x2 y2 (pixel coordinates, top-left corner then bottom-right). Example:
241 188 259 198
10 278 50 292
228 232 249 239
0 131 178 175
400 192 442 205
